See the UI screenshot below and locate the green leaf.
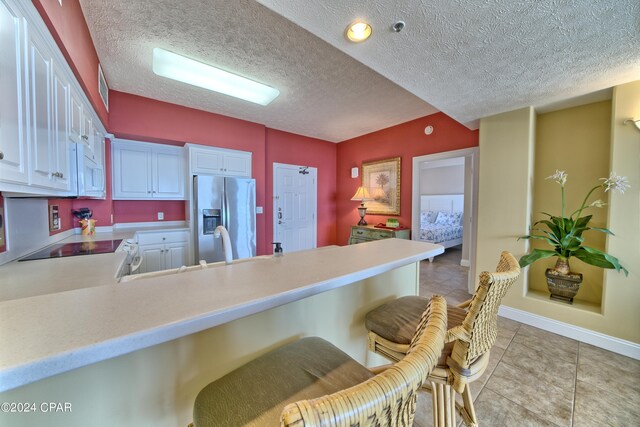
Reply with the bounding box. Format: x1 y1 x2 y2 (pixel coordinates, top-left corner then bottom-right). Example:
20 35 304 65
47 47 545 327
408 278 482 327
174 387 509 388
534 220 561 239
519 249 557 268
573 247 629 276
574 215 592 229
590 227 614 235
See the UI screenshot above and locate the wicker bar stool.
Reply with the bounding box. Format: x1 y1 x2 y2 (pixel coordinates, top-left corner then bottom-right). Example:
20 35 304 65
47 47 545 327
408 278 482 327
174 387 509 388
365 251 520 427
191 295 448 427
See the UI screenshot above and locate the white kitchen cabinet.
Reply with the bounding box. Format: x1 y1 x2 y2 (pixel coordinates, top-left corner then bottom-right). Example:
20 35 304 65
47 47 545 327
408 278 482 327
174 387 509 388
25 25 53 189
0 0 107 198
81 136 105 198
188 145 251 177
112 139 185 200
82 113 95 161
69 87 82 144
136 229 189 273
0 0 28 186
50 62 70 190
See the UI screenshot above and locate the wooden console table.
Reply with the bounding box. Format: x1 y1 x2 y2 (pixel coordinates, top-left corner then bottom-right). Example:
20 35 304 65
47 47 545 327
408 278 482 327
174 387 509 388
349 225 410 245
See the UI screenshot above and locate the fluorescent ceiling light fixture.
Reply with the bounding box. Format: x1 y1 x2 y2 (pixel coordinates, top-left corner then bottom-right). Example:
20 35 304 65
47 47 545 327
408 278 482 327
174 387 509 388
346 21 372 42
152 48 279 106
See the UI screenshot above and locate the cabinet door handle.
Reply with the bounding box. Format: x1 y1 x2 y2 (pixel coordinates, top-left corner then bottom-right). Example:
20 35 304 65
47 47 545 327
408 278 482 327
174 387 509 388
81 135 89 141
0 151 4 160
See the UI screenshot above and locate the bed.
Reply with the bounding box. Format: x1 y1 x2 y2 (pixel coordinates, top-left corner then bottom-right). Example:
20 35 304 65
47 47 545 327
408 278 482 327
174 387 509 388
418 194 464 261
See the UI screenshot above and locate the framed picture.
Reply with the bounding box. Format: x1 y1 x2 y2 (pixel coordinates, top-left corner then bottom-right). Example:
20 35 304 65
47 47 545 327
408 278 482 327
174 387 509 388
98 63 109 111
362 157 401 215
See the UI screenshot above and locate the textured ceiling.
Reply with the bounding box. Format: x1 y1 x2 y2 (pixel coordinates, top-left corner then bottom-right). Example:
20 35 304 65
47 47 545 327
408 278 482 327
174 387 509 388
256 0 640 126
77 0 436 143
79 0 640 142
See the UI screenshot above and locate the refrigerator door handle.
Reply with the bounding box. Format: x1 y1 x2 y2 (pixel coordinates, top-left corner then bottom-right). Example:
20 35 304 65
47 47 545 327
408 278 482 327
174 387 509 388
222 178 230 230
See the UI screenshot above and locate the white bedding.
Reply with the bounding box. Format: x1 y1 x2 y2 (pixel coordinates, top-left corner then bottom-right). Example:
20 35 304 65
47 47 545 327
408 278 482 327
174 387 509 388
419 223 464 243
419 210 463 244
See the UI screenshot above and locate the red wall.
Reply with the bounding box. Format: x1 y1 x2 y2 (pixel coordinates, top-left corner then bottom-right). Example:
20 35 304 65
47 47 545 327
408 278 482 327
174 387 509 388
109 91 269 254
30 0 478 257
265 129 337 248
336 113 478 244
32 0 108 125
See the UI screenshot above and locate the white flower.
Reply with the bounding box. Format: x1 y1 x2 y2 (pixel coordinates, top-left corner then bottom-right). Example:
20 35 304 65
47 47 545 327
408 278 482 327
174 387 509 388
546 170 567 186
601 172 630 194
590 199 606 208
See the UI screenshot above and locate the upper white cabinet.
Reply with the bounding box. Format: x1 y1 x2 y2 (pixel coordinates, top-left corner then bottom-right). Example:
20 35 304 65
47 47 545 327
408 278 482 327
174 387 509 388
0 0 106 198
0 0 28 185
112 139 185 200
26 26 54 189
188 144 251 177
50 62 71 191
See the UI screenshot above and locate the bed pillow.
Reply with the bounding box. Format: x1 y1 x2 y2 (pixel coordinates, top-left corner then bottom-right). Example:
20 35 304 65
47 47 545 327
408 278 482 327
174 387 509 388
435 211 463 226
421 210 439 225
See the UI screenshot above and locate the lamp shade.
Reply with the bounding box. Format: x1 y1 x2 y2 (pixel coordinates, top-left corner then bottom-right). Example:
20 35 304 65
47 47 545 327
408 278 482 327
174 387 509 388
351 186 372 201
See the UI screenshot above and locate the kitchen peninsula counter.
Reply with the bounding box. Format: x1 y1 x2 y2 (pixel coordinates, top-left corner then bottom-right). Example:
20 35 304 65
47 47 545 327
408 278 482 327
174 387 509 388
0 224 189 302
0 239 442 426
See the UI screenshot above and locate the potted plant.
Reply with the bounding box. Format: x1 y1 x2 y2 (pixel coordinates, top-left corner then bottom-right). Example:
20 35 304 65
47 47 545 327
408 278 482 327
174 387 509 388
519 170 629 303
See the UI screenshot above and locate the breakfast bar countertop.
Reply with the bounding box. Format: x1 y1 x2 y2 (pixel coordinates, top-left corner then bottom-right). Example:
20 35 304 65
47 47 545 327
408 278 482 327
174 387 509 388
0 238 443 392
0 224 189 302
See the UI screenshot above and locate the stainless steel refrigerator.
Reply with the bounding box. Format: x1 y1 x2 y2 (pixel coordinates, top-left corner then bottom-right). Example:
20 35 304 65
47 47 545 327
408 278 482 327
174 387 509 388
193 175 256 263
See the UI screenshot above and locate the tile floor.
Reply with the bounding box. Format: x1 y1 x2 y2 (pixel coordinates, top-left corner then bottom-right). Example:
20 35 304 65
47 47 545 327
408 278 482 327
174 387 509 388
414 246 640 427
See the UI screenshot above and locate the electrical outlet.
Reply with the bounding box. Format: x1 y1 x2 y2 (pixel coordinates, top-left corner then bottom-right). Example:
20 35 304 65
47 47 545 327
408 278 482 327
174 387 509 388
256 206 263 214
158 212 164 221
49 205 60 231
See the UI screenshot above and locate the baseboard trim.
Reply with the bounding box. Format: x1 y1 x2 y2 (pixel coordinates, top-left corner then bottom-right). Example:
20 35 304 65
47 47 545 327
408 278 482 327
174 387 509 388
498 305 640 360
460 259 470 267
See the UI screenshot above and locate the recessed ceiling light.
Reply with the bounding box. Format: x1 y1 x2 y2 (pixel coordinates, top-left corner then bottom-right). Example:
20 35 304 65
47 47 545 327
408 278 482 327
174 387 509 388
152 48 280 106
346 21 372 43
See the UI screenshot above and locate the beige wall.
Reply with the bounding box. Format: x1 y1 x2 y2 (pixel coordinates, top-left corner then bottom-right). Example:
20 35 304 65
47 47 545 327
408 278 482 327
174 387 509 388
476 107 535 290
530 101 612 305
476 82 640 343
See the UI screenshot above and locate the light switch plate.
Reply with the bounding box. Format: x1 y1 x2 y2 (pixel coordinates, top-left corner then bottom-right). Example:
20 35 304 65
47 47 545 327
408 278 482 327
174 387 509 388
351 167 359 178
256 206 263 214
158 212 164 220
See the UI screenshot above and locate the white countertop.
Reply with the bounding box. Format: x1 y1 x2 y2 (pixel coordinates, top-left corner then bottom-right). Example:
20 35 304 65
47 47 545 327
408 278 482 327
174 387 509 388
0 238 443 392
0 224 189 302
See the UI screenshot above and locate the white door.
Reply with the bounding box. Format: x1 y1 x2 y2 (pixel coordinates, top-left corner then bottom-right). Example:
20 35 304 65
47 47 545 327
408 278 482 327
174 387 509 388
273 163 317 253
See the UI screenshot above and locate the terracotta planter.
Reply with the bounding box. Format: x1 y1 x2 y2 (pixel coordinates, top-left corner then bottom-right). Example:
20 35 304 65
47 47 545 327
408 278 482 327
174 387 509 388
545 258 583 303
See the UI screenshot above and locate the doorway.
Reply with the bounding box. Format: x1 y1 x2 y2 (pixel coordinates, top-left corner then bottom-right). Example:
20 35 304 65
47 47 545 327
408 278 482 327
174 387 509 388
412 147 479 293
273 163 317 253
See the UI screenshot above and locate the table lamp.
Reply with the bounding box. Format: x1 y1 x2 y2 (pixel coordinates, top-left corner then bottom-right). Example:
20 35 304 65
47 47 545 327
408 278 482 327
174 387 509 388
351 186 372 225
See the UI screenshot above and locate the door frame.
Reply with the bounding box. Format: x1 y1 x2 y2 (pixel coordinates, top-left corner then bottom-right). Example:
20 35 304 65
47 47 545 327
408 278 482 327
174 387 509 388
412 147 479 293
273 162 318 251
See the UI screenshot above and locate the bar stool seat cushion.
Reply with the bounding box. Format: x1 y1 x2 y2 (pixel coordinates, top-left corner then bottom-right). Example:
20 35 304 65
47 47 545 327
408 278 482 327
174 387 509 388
365 295 466 365
193 337 375 427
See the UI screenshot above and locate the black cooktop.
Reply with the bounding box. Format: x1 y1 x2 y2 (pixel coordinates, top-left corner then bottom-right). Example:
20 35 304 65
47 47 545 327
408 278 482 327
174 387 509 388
19 239 123 262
